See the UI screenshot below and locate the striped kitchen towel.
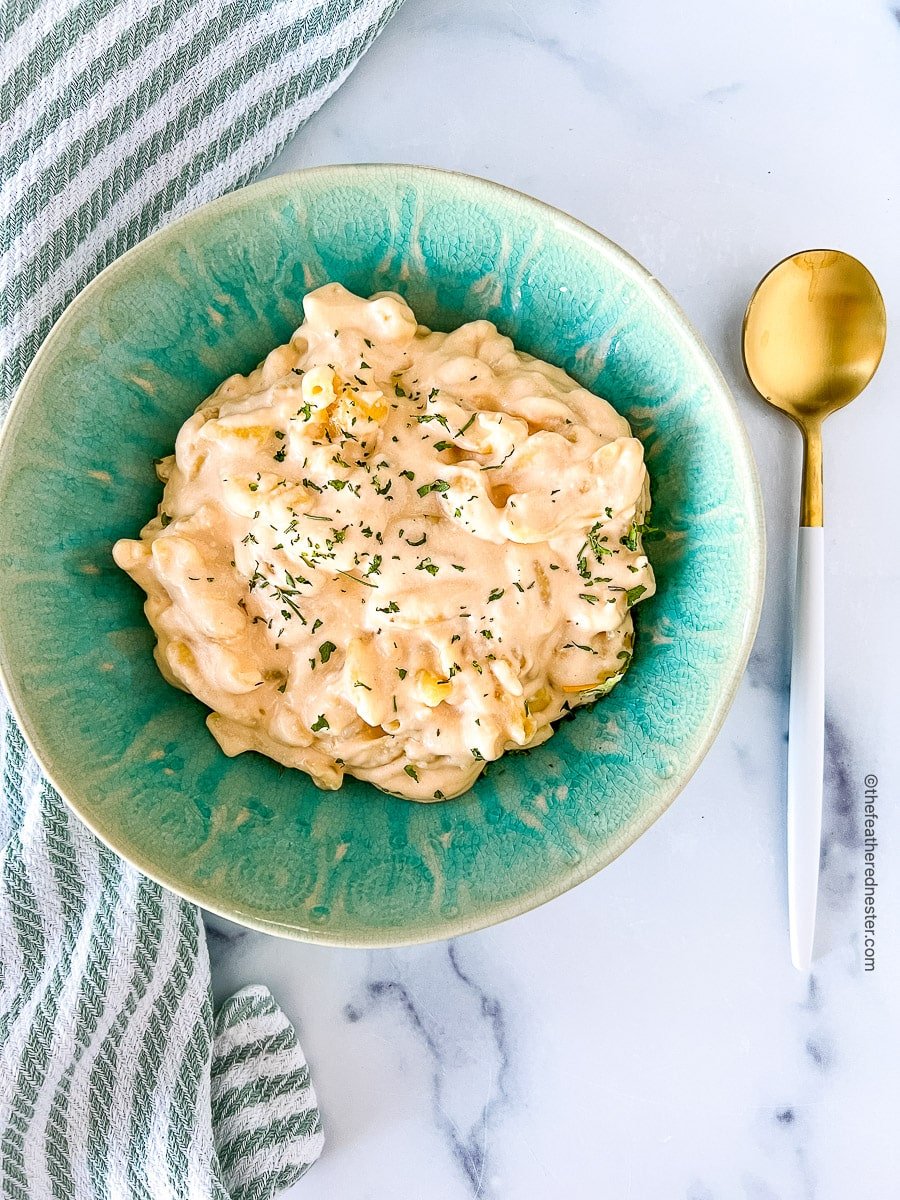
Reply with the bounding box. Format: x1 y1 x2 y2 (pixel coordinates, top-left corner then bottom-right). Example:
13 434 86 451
0 1 403 1197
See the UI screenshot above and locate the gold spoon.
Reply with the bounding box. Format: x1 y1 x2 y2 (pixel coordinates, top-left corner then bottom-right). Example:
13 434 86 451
743 249 886 970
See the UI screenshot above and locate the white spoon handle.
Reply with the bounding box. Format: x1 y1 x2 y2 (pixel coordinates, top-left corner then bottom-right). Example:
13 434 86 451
787 526 825 970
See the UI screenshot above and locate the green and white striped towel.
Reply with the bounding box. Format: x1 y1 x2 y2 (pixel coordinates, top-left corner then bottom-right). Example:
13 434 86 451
0 1 403 1196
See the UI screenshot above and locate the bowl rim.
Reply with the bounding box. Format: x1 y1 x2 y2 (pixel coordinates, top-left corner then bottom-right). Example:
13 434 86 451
0 162 766 945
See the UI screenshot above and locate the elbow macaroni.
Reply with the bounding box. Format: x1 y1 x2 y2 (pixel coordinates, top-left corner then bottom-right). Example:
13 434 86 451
113 283 656 801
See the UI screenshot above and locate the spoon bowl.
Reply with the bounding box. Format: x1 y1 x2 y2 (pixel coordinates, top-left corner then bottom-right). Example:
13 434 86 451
743 249 886 427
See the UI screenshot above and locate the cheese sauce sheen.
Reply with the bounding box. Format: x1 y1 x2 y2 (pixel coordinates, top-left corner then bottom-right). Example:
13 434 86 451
114 283 656 801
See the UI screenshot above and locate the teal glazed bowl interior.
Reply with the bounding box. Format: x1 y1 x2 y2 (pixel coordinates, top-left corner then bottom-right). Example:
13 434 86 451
0 165 764 945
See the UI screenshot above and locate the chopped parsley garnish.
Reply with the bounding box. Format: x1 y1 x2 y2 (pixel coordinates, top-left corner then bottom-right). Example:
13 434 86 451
404 764 419 781
565 641 598 654
417 479 450 497
625 584 647 606
335 569 378 588
319 641 336 663
621 520 659 551
588 523 611 557
487 588 504 602
622 522 640 551
415 413 451 431
311 714 330 732
416 557 439 576
481 446 514 472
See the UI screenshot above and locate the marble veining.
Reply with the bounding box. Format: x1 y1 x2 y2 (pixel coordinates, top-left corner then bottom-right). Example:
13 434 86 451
343 943 511 1197
201 0 900 1196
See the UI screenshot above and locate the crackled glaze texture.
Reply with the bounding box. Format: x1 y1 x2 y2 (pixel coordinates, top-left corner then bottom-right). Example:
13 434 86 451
0 166 762 944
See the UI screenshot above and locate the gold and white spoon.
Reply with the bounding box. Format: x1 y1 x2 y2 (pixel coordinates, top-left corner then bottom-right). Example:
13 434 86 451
743 249 886 970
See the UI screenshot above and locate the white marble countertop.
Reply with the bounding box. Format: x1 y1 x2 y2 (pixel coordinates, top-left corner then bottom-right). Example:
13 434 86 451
205 1 900 1195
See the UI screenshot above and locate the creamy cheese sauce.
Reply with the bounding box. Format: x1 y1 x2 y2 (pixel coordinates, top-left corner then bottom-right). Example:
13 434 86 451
114 283 655 801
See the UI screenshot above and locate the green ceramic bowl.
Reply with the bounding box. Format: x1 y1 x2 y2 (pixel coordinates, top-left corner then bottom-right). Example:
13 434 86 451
0 165 763 945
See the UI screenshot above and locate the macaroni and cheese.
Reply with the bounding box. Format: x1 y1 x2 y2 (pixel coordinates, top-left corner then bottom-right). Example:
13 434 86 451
114 283 656 801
